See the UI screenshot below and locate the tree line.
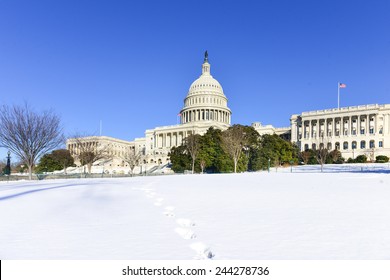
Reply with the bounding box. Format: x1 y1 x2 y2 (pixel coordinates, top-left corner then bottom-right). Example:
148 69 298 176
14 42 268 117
169 125 300 173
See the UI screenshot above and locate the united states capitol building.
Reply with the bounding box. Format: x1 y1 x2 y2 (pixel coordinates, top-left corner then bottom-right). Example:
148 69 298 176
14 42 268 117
67 53 390 173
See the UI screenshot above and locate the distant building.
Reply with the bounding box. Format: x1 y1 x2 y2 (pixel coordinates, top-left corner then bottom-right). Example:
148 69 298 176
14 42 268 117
251 122 291 141
290 104 390 159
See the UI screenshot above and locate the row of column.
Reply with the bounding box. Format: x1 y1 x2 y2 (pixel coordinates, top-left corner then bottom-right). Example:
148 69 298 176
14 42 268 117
67 141 99 155
181 109 230 124
301 114 379 139
154 131 188 148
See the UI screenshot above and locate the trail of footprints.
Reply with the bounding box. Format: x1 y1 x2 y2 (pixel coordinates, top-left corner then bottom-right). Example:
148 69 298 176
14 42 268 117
136 186 215 259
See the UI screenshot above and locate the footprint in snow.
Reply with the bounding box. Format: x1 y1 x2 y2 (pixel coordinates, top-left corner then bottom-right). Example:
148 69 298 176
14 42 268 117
176 218 196 227
175 228 197 240
154 197 164 206
163 206 175 217
190 242 215 260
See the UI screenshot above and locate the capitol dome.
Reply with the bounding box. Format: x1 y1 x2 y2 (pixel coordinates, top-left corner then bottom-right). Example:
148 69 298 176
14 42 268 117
180 52 231 126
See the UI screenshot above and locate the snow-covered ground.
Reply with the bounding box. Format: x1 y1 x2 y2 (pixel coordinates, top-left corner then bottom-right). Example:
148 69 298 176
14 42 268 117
1 164 390 260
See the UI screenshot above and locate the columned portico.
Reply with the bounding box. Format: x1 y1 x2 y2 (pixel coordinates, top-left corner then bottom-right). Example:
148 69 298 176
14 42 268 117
291 104 390 159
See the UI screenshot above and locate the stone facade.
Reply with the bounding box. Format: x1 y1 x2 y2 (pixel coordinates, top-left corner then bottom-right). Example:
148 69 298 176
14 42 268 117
290 104 390 159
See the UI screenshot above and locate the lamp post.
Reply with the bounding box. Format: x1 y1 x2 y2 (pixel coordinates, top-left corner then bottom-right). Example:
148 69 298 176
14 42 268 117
290 160 294 173
4 151 11 176
268 158 270 173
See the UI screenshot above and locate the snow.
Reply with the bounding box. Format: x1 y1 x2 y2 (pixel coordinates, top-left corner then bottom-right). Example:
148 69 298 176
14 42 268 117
1 164 390 260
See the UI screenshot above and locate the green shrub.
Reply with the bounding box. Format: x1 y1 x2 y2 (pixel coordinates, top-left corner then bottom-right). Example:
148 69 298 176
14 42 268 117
376 155 389 163
347 158 355 163
355 155 367 163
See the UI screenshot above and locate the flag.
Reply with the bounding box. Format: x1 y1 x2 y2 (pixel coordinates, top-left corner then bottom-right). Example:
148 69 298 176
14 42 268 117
177 113 181 116
339 83 346 88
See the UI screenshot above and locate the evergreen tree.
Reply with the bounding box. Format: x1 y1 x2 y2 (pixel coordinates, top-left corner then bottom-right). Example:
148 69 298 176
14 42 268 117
257 134 298 170
36 149 74 173
169 145 191 172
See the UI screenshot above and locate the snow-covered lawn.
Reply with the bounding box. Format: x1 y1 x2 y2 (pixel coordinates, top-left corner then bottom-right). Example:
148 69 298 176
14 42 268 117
1 164 390 260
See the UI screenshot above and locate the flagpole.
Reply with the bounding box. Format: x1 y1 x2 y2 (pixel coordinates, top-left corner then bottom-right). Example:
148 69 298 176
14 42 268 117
337 82 340 110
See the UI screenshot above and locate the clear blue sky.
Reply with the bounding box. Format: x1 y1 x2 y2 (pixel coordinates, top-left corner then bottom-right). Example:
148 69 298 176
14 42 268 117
1 0 389 159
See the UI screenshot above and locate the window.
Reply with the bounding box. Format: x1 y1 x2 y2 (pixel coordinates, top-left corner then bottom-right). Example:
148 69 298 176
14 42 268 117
379 141 383 148
369 128 374 134
360 141 366 149
304 144 309 150
352 141 357 149
360 129 365 135
343 142 348 150
335 142 340 150
312 143 316 150
369 140 375 149
379 127 383 134
352 129 356 135
327 143 332 150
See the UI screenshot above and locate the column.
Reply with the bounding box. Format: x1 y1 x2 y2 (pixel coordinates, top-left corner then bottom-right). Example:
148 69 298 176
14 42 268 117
375 114 378 134
351 115 354 135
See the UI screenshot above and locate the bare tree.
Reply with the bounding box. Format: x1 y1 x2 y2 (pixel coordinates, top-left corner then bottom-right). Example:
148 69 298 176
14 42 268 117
122 147 142 176
221 125 248 173
0 104 63 180
184 134 201 174
315 143 328 172
329 149 341 163
299 150 311 164
274 156 280 172
199 159 206 174
367 148 375 162
68 135 112 174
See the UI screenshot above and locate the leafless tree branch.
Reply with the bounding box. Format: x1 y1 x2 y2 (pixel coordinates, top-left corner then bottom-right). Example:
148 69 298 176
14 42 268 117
0 104 64 179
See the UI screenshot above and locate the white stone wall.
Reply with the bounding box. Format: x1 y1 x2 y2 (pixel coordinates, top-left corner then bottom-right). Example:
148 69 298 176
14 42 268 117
291 104 390 159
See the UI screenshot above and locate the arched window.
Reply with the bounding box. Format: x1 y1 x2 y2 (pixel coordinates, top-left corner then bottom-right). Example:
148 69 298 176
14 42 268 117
327 142 332 150
360 140 366 149
304 144 309 150
343 141 348 150
369 140 375 148
335 142 340 150
352 141 357 149
312 143 316 150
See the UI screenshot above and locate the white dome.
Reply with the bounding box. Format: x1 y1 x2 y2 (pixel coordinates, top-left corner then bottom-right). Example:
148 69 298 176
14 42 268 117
187 72 225 98
180 53 231 126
